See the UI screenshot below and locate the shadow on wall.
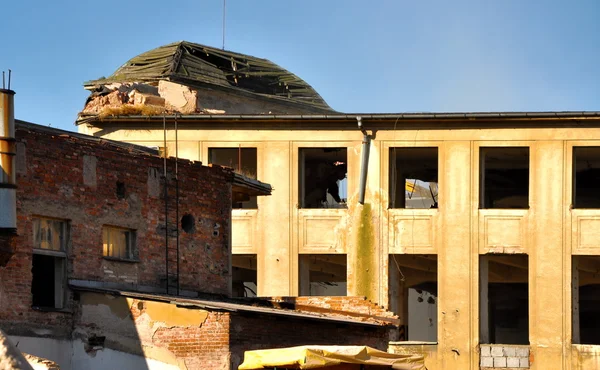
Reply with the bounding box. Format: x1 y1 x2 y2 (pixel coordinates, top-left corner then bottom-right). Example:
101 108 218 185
10 292 162 370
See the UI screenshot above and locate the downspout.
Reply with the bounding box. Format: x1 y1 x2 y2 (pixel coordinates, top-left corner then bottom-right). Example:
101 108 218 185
358 116 371 204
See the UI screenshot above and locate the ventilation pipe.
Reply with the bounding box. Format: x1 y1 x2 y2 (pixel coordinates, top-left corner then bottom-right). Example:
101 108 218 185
0 81 16 233
358 116 371 205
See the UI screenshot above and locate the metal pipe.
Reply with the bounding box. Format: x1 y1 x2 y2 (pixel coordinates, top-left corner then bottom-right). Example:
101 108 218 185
163 116 169 293
0 87 17 233
174 115 180 296
357 116 371 205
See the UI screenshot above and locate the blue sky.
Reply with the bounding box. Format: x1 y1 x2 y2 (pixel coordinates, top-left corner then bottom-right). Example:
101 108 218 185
1 0 598 131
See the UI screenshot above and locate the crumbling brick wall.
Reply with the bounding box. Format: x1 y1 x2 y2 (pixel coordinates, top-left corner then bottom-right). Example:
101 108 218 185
0 123 233 335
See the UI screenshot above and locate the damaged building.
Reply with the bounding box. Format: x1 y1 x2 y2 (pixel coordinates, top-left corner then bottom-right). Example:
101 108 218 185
0 85 402 369
75 40 600 370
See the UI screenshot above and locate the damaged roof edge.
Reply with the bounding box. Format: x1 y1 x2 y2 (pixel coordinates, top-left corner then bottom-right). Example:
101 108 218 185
76 111 600 126
69 283 393 327
232 172 272 197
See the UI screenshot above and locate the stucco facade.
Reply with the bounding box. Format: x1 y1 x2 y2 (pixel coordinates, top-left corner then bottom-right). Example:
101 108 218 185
79 113 600 369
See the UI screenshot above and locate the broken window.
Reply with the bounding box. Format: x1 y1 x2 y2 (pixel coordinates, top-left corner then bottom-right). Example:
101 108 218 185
232 254 257 298
480 254 529 344
389 148 438 209
572 256 600 344
299 254 347 296
32 217 67 309
102 226 135 260
573 147 600 208
388 255 438 341
480 147 529 209
209 147 258 209
299 148 347 209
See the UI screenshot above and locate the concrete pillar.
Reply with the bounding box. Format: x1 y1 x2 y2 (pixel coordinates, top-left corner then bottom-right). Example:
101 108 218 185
258 142 291 296
529 141 565 368
438 141 471 369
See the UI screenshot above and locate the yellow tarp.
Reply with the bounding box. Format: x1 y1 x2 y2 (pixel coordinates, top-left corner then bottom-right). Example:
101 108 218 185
238 345 425 370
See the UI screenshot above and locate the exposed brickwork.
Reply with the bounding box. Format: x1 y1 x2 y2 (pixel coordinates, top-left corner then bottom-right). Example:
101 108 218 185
76 293 391 370
0 123 233 335
270 296 398 323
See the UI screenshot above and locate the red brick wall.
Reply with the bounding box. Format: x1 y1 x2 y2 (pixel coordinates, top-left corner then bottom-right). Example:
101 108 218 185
0 123 233 333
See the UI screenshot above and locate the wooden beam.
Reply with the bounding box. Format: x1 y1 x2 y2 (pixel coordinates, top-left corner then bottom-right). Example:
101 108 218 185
487 255 528 270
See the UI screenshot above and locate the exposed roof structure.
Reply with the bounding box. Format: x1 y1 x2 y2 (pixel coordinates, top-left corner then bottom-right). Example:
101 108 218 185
84 41 332 112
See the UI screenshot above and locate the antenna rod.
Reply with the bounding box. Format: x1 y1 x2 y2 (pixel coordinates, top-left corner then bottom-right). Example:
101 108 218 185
7 70 11 90
222 0 226 50
2 71 4 89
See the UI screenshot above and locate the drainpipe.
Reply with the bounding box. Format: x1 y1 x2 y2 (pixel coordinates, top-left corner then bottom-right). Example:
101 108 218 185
358 116 371 205
0 73 17 267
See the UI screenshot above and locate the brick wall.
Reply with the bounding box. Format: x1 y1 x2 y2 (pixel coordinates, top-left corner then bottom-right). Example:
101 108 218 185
271 296 398 322
74 292 391 370
0 123 233 334
480 344 530 369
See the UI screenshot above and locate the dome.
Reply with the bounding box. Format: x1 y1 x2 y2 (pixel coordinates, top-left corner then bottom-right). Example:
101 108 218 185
84 41 332 112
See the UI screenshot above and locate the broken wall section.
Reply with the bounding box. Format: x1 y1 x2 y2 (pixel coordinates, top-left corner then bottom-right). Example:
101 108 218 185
81 80 330 118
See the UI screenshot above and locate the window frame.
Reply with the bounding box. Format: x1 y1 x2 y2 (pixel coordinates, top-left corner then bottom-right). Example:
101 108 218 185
31 216 69 310
102 225 136 261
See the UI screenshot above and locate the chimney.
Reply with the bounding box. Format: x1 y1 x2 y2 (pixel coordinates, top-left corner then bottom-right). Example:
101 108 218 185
0 72 16 266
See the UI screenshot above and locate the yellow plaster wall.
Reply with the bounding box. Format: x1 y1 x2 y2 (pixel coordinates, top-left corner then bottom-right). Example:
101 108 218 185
82 122 600 369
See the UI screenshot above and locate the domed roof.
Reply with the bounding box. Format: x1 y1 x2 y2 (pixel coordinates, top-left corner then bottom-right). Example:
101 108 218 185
84 41 332 112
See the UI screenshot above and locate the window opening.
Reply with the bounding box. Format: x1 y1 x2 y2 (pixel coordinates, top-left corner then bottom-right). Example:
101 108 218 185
299 148 347 209
572 255 600 344
103 226 135 260
389 148 438 209
232 254 257 297
32 217 67 309
480 147 529 209
209 147 258 209
299 254 347 296
480 254 529 344
573 147 600 208
389 254 438 341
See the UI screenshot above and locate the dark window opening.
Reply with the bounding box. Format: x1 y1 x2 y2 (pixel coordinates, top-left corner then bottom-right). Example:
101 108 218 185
572 255 600 344
209 148 257 209
480 254 529 344
32 254 66 309
390 148 438 209
232 254 257 297
299 254 347 296
116 181 126 199
300 148 347 209
389 255 438 341
181 214 195 233
573 147 600 208
480 147 529 209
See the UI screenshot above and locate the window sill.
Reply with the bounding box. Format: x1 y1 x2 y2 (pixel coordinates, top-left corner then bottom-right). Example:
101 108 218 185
31 306 72 314
103 256 139 263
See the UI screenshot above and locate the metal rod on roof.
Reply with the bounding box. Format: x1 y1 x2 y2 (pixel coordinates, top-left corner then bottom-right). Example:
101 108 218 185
2 71 4 89
7 70 11 90
222 0 226 50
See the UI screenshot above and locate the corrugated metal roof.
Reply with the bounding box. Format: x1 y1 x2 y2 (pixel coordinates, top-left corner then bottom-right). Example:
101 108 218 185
84 41 332 112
